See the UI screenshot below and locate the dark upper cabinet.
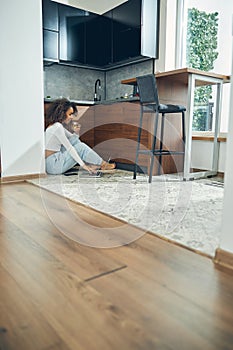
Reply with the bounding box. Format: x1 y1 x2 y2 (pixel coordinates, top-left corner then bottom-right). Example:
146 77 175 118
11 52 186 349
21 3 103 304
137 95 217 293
59 7 112 67
42 0 59 61
113 24 141 63
43 0 159 68
112 0 141 62
42 0 58 31
43 29 59 61
112 0 141 28
86 15 112 66
59 4 85 63
67 17 85 64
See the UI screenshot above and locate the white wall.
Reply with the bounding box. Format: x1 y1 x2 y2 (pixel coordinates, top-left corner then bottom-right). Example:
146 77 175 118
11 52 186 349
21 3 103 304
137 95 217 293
0 0 45 178
220 20 233 254
191 140 226 173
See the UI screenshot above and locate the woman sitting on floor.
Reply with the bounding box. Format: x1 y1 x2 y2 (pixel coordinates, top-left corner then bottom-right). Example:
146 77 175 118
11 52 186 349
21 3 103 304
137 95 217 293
44 98 115 175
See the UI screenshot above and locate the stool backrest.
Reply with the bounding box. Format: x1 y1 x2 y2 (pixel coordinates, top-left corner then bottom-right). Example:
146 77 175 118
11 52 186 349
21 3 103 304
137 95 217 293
136 74 159 105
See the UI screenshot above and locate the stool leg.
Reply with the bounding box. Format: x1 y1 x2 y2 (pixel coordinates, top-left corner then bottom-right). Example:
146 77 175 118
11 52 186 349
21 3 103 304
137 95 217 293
149 110 159 183
182 111 186 144
134 105 144 179
158 113 165 175
181 111 186 172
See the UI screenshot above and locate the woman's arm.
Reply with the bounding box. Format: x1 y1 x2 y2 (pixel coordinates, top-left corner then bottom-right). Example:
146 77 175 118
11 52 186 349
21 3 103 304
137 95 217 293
54 124 85 166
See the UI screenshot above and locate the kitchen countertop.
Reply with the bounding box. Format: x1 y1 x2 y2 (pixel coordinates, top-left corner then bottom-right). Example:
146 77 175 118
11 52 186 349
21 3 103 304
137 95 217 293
44 96 140 105
94 96 140 105
44 98 95 105
121 68 230 86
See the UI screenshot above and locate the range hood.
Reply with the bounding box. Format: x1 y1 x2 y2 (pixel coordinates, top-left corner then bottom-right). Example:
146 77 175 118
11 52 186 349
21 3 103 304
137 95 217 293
51 0 128 14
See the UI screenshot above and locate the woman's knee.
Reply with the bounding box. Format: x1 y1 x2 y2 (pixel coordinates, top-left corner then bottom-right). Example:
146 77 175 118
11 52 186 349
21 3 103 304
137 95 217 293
70 135 80 146
74 141 90 154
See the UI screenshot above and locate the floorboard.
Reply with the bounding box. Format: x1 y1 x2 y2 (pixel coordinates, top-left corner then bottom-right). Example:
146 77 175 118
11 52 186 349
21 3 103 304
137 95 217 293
0 182 233 350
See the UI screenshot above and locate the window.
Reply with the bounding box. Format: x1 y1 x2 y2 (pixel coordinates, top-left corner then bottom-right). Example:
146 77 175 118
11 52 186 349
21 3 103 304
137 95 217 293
176 0 232 134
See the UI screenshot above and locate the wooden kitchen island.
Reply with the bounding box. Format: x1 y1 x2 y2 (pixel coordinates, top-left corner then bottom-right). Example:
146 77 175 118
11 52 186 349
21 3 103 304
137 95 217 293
45 68 229 177
77 99 184 175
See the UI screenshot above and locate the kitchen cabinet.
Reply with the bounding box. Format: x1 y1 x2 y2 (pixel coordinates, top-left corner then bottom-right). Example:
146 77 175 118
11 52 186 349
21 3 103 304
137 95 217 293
92 102 149 170
42 0 59 62
58 0 142 67
59 5 111 66
42 0 159 68
59 4 86 63
42 0 58 31
76 101 182 175
85 15 112 67
112 0 141 63
43 30 59 62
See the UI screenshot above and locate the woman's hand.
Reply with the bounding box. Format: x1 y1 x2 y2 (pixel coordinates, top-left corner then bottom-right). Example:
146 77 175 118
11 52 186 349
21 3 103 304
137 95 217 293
72 122 81 135
82 164 96 174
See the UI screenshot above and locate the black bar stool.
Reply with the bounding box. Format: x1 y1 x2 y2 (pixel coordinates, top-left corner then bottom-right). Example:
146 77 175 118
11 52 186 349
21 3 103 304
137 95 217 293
133 74 186 183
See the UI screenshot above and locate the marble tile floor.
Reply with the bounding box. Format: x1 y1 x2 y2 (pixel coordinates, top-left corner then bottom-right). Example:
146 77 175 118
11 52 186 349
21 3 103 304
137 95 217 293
28 170 224 257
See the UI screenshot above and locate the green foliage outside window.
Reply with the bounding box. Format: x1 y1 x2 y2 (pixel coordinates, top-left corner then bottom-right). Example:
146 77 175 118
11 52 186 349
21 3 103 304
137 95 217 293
186 8 219 131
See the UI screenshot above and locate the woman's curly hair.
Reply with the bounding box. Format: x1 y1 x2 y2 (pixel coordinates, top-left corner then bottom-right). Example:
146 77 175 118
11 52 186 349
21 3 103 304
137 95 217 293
45 98 77 129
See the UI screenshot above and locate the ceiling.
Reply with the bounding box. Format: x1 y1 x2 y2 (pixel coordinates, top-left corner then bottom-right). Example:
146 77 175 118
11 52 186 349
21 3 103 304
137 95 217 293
51 0 128 14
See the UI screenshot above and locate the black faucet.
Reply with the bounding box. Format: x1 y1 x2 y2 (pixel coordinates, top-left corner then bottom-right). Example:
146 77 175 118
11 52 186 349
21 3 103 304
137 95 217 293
94 79 101 102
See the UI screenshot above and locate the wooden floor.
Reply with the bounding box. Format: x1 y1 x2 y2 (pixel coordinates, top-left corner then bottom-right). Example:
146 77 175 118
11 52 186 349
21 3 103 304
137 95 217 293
0 182 233 350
